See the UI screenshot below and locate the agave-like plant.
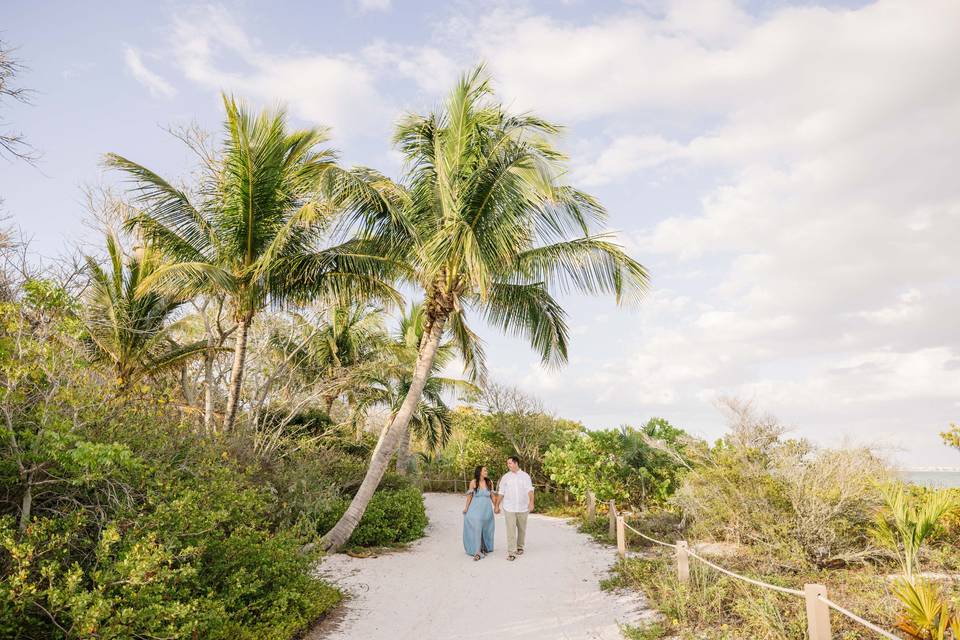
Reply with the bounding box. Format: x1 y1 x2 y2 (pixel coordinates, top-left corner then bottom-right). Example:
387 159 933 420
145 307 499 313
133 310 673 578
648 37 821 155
320 66 649 550
107 95 398 431
873 482 958 577
892 577 960 640
82 231 206 390
875 483 960 639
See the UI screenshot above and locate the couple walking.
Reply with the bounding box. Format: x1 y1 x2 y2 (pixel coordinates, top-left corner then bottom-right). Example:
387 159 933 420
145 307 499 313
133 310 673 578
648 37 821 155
462 456 534 562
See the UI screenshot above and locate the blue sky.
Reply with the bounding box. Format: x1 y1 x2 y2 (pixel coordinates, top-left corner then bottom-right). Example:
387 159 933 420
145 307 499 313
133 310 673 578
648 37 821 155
3 0 958 467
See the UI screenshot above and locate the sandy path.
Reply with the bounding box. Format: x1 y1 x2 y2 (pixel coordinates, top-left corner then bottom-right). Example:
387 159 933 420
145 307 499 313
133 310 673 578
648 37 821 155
312 493 647 640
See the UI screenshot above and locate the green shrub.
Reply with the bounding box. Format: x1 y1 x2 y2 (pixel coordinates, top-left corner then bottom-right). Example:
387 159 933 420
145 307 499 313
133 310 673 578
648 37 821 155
318 486 428 547
674 400 892 567
0 467 342 640
544 419 691 508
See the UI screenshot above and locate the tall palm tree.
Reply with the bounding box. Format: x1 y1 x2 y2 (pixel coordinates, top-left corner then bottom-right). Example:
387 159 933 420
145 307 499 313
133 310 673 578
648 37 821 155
106 95 397 431
82 231 206 390
320 67 650 550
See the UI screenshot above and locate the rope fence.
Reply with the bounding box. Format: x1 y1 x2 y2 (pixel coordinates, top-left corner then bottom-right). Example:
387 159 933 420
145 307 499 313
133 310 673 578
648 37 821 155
601 497 897 640
818 594 901 640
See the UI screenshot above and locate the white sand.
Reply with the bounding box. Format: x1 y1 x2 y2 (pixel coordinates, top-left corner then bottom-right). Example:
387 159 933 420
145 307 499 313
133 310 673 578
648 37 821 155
312 492 648 640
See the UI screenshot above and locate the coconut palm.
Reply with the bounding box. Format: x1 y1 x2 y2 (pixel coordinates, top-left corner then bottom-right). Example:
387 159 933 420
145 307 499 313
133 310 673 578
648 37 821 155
82 231 206 390
320 66 650 550
106 95 398 431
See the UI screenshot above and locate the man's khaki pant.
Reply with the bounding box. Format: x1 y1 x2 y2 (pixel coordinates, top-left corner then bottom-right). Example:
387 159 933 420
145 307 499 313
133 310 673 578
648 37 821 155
504 510 528 554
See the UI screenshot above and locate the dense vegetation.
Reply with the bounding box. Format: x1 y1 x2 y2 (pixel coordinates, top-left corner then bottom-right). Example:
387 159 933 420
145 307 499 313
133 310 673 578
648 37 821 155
0 270 446 637
584 400 960 640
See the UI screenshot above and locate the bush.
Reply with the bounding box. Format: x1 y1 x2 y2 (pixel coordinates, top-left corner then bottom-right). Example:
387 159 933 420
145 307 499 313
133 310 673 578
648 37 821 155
544 419 691 508
674 399 892 567
317 486 428 548
0 295 342 639
0 468 341 639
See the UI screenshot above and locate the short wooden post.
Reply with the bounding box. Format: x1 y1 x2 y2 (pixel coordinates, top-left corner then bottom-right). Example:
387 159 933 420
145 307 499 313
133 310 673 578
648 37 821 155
675 541 689 585
608 500 617 540
586 490 596 521
804 584 831 640
616 516 626 557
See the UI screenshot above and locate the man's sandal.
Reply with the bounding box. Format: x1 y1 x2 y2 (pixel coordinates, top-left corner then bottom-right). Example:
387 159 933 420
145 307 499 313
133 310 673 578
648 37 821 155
516 549 524 555
507 554 516 561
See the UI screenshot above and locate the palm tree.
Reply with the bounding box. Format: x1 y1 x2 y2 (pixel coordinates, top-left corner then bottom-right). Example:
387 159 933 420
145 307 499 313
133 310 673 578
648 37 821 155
320 67 650 550
106 95 397 431
82 231 206 390
874 483 958 578
310 302 387 415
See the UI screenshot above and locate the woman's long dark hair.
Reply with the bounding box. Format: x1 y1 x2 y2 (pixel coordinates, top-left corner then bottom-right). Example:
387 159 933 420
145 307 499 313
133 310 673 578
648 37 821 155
472 465 491 494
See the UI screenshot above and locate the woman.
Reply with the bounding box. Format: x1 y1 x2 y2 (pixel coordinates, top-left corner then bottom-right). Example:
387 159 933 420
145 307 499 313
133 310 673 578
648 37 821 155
462 465 496 560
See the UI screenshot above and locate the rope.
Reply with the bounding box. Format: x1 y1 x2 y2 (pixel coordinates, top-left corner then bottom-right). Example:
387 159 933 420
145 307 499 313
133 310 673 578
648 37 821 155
621 520 678 549
818 594 901 640
619 517 897 638
683 548 805 597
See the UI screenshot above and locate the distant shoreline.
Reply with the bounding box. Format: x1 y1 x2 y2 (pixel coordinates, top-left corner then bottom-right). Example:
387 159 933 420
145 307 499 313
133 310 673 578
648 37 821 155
905 470 960 488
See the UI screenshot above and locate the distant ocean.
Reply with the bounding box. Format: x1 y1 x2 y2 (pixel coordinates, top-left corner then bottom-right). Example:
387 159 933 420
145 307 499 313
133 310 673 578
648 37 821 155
906 471 960 488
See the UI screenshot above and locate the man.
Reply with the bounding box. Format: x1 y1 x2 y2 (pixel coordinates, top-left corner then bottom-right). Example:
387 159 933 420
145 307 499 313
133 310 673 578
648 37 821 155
495 456 534 561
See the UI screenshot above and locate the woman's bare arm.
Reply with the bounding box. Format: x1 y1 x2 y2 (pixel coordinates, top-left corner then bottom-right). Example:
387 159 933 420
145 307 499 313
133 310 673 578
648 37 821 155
463 479 476 513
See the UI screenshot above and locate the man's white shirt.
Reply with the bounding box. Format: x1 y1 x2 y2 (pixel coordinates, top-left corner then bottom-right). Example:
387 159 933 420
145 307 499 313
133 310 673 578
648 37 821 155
497 470 534 513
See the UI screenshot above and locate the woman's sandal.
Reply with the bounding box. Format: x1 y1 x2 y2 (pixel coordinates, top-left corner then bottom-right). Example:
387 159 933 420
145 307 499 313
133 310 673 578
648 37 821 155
473 554 482 561
507 554 516 561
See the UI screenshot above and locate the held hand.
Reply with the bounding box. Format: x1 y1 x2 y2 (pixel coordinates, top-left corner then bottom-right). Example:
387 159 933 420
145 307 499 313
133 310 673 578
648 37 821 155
463 509 467 514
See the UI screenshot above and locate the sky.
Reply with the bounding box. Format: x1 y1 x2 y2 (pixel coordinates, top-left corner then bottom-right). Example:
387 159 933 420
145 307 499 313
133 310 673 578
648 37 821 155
2 0 959 468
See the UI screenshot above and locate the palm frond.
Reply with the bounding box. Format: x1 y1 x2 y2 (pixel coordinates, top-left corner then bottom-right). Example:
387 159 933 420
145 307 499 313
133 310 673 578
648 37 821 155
483 281 568 366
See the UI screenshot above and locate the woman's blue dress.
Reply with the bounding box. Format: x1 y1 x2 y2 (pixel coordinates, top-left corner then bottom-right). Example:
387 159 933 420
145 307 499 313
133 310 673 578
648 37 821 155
463 486 495 556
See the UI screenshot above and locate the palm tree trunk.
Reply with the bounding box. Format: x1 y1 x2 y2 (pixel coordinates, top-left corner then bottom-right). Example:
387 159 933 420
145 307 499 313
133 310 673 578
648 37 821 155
180 364 196 407
223 316 251 432
320 313 447 551
203 339 216 432
395 424 411 476
19 469 33 534
324 394 336 417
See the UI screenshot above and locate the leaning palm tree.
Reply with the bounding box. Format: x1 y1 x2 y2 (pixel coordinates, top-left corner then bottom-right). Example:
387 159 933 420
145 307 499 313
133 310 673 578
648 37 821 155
106 95 397 431
320 66 650 550
355 301 477 474
83 231 206 390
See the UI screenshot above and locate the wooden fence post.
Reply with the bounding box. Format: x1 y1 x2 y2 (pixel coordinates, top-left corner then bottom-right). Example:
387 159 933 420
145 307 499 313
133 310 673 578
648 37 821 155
608 500 617 540
616 515 626 557
676 541 689 585
804 584 831 640
586 490 596 521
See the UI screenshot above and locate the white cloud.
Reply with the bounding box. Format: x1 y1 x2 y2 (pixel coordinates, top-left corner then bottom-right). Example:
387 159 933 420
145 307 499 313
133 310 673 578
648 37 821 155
124 47 177 97
362 42 460 94
577 134 685 186
169 6 391 138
